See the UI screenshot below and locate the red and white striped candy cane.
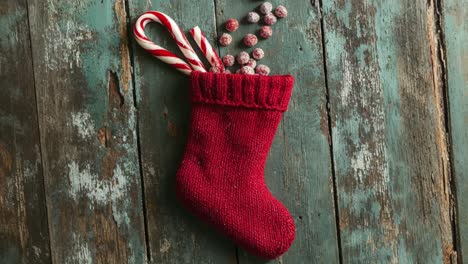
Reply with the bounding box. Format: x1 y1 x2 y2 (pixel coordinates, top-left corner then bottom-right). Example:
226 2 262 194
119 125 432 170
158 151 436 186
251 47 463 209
134 11 206 75
190 26 224 72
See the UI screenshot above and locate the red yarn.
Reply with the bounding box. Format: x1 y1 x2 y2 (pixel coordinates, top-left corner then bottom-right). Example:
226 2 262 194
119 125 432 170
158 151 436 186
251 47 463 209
176 72 296 259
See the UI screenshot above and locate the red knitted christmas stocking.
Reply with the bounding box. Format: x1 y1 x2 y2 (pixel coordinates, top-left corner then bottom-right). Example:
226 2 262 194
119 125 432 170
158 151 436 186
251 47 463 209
176 72 296 259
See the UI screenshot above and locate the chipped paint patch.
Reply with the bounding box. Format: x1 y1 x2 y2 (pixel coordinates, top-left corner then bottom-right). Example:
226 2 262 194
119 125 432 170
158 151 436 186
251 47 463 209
32 246 42 257
68 162 107 203
67 161 130 207
71 112 96 139
350 144 372 184
66 233 92 264
110 164 131 226
350 143 389 186
159 238 171 254
114 0 132 92
97 127 111 147
44 21 93 70
341 58 353 106
23 156 40 182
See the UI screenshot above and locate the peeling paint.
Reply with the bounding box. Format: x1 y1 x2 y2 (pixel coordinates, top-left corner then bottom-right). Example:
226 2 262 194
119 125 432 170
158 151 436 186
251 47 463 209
340 58 353 107
114 0 132 92
350 143 389 186
68 161 107 204
66 233 92 264
350 144 372 184
97 127 111 147
44 21 93 70
159 238 171 254
23 146 41 182
71 112 96 139
32 246 42 257
67 161 130 207
108 70 124 108
110 164 131 226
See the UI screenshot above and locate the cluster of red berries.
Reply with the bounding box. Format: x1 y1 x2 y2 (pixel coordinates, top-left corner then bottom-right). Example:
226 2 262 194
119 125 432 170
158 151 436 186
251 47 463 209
218 2 287 75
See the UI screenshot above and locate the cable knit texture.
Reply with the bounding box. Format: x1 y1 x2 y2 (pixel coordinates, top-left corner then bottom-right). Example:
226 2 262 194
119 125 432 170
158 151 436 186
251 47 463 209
176 72 295 259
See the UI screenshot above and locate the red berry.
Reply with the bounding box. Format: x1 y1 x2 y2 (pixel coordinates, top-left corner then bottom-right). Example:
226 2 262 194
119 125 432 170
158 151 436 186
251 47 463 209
223 69 232 74
259 26 273 39
222 55 235 67
225 18 239 32
243 34 258 47
219 33 232 46
237 51 250 65
275 5 288 18
255 64 270 76
247 12 260 23
264 13 277 25
240 66 255 75
246 59 257 68
252 48 265 60
259 2 273 15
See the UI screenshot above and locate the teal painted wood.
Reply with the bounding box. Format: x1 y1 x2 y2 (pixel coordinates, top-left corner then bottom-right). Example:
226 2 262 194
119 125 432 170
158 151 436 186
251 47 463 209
0 1 51 263
128 1 237 263
0 0 462 262
322 0 455 262
27 0 146 263
214 1 340 263
443 0 468 261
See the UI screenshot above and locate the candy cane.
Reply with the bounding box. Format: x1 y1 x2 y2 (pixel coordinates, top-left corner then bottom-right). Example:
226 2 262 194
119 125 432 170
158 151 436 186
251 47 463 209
134 11 206 75
190 26 224 72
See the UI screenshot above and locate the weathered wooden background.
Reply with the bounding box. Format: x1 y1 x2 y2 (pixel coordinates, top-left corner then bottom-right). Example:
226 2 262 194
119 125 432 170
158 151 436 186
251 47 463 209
0 0 467 263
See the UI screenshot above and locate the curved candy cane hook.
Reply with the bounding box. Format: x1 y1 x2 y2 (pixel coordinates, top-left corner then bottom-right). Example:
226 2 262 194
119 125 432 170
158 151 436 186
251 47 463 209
134 11 207 75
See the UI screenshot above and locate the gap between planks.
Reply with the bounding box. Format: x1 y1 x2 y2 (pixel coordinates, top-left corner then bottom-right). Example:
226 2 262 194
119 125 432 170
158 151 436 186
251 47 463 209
315 0 344 263
429 0 462 262
24 0 54 261
122 0 152 261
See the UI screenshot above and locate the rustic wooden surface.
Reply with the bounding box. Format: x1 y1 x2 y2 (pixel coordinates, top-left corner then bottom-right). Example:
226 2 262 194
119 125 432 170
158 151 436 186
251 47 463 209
444 0 468 262
0 0 466 263
323 0 455 262
28 0 146 263
0 0 50 263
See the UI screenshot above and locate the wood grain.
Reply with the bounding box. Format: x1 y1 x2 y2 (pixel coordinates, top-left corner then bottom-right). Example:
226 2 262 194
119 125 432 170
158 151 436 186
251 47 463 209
27 0 146 263
128 1 237 263
443 0 468 262
214 0 340 263
0 1 51 263
0 0 465 262
322 0 456 262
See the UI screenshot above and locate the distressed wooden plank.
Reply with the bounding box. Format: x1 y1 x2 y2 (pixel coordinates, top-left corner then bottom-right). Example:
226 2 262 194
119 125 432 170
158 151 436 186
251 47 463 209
214 1 340 262
27 0 146 263
0 1 51 263
128 1 237 263
322 0 455 262
443 0 468 261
